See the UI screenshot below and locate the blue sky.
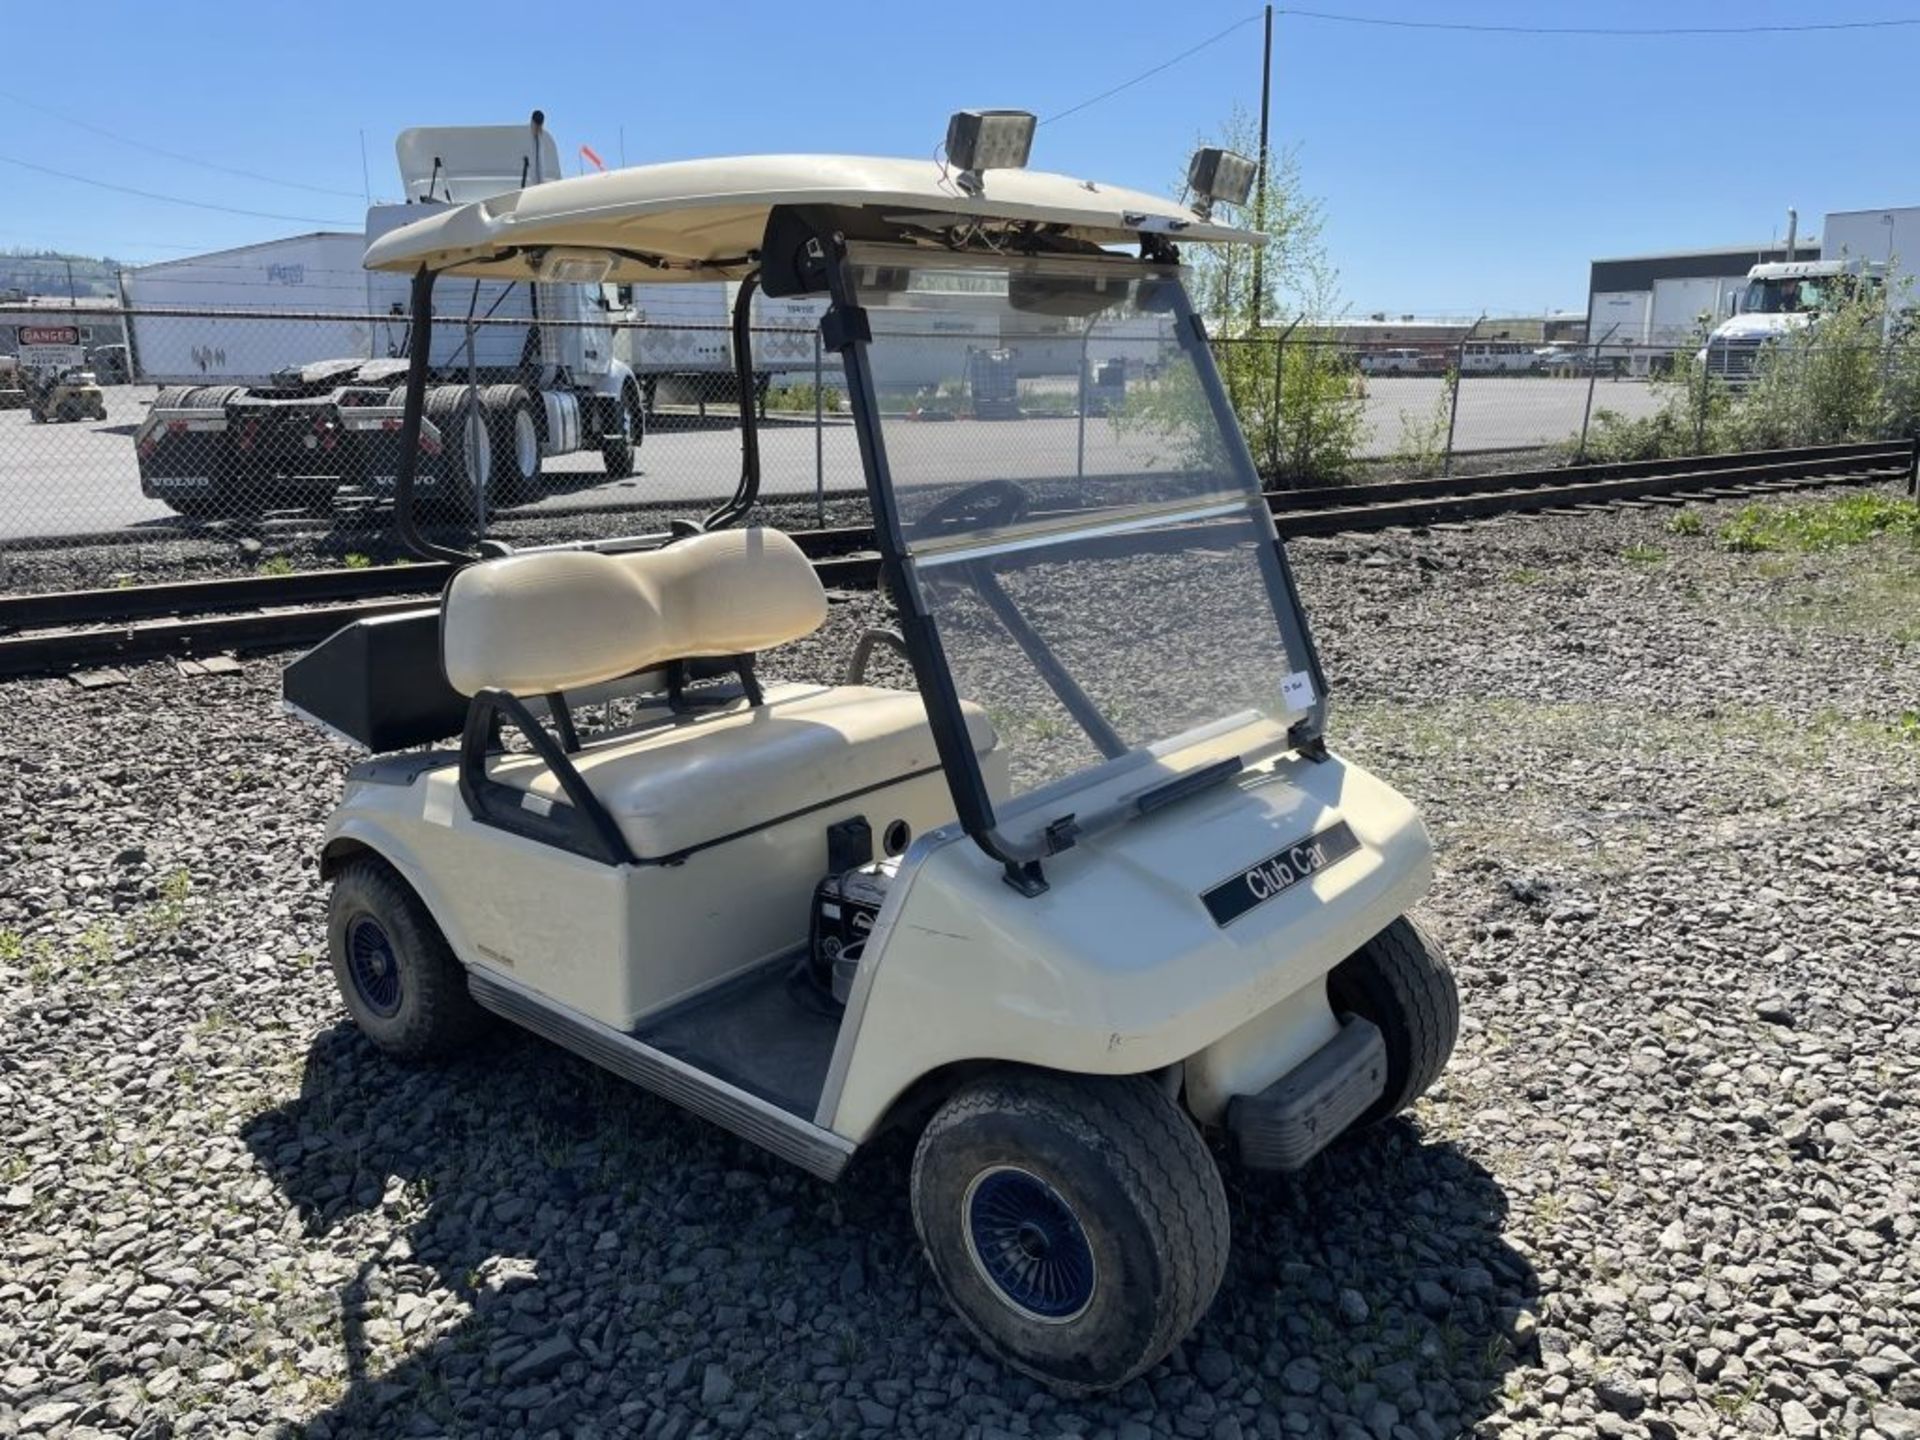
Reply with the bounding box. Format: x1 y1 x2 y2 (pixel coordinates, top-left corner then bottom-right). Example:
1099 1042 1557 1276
3 1 1916 314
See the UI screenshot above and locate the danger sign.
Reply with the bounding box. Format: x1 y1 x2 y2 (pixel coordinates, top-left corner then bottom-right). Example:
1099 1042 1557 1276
19 325 81 347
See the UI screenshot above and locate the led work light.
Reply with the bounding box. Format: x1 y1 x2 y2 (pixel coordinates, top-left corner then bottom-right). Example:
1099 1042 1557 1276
1187 147 1257 220
536 249 615 285
945 109 1036 195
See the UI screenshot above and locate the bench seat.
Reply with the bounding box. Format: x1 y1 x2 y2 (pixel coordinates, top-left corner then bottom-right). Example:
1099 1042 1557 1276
487 682 996 861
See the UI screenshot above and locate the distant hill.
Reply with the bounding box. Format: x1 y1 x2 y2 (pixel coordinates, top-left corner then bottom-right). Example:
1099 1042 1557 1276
0 250 123 300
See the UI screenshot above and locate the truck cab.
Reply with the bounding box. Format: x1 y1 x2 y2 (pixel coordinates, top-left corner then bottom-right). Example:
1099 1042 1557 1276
1701 257 1882 381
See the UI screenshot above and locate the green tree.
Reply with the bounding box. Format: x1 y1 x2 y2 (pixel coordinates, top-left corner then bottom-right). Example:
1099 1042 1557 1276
1182 108 1364 485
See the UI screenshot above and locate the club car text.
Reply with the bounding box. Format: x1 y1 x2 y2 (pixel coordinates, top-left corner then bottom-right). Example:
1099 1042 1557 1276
1202 821 1361 926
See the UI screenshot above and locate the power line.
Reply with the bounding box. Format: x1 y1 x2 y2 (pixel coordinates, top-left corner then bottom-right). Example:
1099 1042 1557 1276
0 153 357 227
1277 8 1920 36
0 87 368 199
1040 14 1265 126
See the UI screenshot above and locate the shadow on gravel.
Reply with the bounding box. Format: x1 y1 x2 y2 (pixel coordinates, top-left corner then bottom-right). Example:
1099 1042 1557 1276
245 1024 1534 1439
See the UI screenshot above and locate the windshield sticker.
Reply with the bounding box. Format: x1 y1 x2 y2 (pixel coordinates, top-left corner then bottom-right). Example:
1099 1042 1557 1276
1201 821 1360 926
1280 671 1316 711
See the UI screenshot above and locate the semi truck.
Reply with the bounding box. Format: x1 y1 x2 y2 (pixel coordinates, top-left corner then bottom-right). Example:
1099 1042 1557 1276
131 115 644 521
1699 256 1883 383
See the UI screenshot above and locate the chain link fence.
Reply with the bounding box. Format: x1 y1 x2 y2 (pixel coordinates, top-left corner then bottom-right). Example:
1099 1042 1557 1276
2 303 1913 582
0 304 871 551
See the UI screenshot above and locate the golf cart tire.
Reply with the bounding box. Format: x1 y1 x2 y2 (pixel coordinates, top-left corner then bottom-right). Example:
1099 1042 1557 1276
479 384 542 507
600 379 643 477
1324 915 1458 1126
910 1069 1229 1396
327 855 491 1061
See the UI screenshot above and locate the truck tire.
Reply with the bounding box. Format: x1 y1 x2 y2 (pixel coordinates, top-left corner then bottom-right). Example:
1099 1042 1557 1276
479 384 541 507
422 386 490 521
1324 915 1459 1126
157 386 255 521
327 855 491 1061
599 380 643 477
910 1070 1230 1396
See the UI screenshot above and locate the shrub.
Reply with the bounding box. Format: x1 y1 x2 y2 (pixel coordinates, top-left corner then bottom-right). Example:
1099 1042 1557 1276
1718 493 1920 553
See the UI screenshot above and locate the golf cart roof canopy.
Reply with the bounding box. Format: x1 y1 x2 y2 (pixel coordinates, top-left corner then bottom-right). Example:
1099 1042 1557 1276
361 154 1263 282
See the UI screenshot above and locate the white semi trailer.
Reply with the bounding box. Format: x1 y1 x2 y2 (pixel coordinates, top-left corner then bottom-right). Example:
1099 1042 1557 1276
614 281 829 409
121 232 386 385
131 115 643 520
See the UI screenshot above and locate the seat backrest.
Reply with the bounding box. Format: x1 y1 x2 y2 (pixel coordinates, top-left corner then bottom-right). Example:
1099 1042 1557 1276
441 527 827 697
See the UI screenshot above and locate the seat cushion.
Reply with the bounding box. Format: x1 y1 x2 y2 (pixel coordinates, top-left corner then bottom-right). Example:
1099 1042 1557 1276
442 528 828 698
487 683 996 859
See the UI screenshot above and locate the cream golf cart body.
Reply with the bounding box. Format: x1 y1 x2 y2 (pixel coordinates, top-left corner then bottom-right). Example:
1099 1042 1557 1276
285 117 1457 1394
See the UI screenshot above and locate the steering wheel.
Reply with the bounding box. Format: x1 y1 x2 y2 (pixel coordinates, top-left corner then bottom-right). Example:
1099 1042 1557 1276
913 479 1033 538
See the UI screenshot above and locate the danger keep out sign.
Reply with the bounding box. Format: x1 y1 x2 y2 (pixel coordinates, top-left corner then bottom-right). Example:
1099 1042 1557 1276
18 324 84 371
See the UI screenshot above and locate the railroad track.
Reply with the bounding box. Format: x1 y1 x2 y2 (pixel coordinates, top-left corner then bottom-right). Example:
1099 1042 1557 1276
3 440 1911 680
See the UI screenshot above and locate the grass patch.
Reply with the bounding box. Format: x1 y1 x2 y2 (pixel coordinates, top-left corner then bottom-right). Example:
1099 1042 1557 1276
342 552 372 569
1719 493 1920 554
1502 566 1543 586
1667 508 1705 537
1622 543 1666 564
259 555 294 576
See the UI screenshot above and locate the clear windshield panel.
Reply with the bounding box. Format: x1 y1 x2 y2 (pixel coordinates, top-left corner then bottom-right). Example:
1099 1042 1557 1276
848 248 1263 545
851 247 1318 821
914 502 1306 805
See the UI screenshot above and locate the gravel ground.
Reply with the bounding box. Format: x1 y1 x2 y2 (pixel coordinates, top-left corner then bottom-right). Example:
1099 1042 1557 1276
2 484 1917 1440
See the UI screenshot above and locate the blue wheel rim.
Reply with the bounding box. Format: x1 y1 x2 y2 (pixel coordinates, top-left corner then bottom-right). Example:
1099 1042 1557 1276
963 1166 1097 1323
345 916 403 1019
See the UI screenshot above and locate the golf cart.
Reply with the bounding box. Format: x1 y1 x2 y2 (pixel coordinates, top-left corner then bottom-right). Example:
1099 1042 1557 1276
283 114 1458 1393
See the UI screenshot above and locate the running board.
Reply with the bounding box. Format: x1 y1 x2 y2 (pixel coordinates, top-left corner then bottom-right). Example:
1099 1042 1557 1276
465 968 856 1181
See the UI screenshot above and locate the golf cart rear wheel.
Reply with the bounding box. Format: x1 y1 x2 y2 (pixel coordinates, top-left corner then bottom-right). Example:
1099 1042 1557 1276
1325 915 1459 1126
911 1070 1229 1395
327 856 490 1060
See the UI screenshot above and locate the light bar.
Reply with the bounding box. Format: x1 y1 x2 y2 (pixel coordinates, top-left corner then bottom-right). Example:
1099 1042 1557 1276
1187 147 1258 219
945 109 1036 195
536 248 615 285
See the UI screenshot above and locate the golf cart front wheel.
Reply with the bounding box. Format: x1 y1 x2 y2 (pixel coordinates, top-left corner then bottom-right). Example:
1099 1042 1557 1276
327 856 491 1060
910 1070 1229 1395
1325 915 1459 1126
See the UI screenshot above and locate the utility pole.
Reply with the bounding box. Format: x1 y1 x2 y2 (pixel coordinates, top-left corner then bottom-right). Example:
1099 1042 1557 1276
1252 3 1273 330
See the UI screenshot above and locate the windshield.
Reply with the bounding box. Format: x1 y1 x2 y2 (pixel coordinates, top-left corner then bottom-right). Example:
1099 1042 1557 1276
851 247 1322 840
1739 274 1872 315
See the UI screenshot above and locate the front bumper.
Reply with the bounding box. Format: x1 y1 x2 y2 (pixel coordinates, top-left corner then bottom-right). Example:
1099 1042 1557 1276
1227 1014 1386 1170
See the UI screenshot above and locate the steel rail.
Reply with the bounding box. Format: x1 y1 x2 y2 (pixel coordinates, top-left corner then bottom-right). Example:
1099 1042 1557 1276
0 442 1910 679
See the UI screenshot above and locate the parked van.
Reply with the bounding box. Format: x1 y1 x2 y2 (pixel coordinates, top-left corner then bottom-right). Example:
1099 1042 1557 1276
1357 347 1423 375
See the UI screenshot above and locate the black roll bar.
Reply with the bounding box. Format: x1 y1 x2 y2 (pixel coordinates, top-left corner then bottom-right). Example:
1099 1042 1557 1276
817 234 1054 893
701 272 764 532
